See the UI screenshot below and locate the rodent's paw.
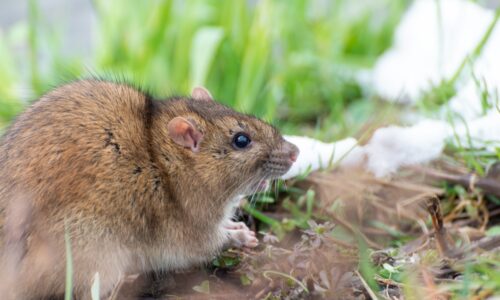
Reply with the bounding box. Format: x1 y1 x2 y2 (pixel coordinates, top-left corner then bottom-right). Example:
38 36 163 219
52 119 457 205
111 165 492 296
223 220 249 231
226 226 258 248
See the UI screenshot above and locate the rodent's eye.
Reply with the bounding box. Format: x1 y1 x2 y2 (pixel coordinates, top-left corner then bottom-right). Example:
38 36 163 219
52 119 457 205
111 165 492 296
232 133 251 149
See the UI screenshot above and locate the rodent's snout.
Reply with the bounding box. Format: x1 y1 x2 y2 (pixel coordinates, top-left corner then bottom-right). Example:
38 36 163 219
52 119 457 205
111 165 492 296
262 140 300 179
284 141 299 164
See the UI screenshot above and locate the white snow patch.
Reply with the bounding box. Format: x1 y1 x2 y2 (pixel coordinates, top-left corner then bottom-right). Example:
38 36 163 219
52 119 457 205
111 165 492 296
453 110 500 150
282 136 359 179
361 110 500 177
372 0 500 117
362 120 450 177
282 110 499 179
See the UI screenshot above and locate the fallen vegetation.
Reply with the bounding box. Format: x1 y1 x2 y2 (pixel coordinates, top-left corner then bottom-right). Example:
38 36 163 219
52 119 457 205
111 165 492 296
108 159 500 299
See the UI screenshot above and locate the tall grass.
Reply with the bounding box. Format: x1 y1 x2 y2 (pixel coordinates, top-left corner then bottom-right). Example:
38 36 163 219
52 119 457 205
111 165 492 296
0 0 408 136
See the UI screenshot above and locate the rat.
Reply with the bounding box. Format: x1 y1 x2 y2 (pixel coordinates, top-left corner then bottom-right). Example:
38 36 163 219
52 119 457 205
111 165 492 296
0 79 299 299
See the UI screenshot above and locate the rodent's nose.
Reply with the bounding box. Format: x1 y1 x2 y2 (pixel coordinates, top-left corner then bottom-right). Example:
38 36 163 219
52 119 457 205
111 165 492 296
284 141 299 163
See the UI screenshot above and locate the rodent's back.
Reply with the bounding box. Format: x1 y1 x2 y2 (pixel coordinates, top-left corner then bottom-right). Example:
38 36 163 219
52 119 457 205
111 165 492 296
0 80 162 242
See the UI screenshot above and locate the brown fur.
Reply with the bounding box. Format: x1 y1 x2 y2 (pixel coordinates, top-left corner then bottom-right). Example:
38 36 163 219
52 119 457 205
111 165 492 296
0 79 298 299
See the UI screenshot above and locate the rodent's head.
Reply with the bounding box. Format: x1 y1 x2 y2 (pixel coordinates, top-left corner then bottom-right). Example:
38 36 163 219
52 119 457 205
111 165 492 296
162 87 299 196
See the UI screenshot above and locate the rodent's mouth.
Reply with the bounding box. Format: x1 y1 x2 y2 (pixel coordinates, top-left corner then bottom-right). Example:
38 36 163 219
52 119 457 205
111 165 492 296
245 179 270 195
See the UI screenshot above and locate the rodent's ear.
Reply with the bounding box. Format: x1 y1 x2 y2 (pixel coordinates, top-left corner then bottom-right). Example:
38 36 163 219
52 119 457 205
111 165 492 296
191 86 214 101
167 117 203 152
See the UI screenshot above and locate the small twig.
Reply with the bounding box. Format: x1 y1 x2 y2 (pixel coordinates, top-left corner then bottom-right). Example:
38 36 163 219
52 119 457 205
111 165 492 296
355 270 379 300
427 197 453 258
415 167 500 197
471 235 500 251
445 232 500 260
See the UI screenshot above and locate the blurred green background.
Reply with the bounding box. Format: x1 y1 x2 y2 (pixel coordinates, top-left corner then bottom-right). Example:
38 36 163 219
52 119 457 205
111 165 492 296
0 0 409 137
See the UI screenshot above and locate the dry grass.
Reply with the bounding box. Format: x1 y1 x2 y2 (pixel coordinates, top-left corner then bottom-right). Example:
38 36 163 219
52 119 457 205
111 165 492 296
108 162 500 299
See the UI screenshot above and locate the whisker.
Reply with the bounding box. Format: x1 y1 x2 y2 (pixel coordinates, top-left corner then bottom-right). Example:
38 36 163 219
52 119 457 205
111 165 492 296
274 179 278 198
249 176 266 209
248 179 262 207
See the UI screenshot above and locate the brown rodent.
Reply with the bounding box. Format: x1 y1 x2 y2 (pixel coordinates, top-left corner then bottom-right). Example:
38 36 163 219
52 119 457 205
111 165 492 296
0 79 298 299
